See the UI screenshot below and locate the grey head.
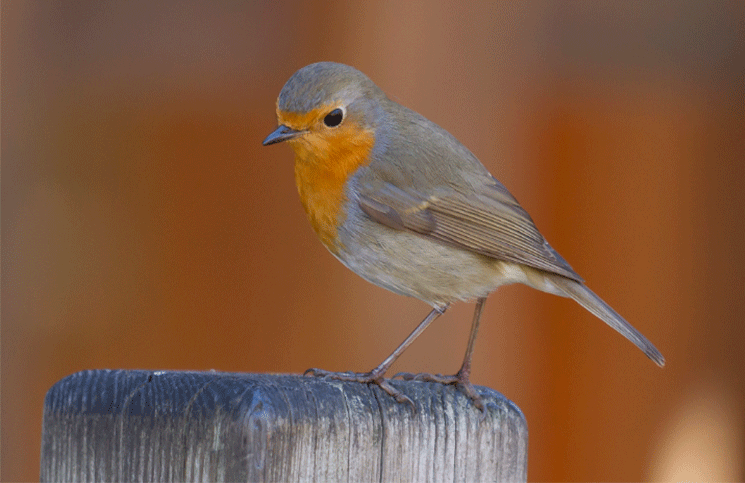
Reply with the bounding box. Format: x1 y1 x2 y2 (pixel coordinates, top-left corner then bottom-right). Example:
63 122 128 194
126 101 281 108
277 62 387 118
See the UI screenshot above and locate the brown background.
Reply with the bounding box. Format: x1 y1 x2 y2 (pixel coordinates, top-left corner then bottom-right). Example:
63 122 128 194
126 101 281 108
3 2 744 481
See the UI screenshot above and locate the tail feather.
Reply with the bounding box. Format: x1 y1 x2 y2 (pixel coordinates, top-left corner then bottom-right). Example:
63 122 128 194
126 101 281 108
550 276 665 367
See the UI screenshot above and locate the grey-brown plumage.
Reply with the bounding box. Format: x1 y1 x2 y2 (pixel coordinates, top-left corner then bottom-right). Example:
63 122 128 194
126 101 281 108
350 97 664 367
264 62 664 411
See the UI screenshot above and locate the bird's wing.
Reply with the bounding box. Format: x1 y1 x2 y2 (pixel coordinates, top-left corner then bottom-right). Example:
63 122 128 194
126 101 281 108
358 179 584 283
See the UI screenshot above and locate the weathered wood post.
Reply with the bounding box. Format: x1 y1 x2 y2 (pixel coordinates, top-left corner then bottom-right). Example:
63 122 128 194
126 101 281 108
40 370 527 482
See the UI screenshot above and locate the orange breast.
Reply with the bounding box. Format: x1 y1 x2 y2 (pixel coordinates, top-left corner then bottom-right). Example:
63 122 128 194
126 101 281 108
282 113 375 254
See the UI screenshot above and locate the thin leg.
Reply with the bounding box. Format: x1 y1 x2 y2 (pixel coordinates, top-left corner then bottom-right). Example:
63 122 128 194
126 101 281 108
458 296 486 381
396 297 488 411
305 304 449 406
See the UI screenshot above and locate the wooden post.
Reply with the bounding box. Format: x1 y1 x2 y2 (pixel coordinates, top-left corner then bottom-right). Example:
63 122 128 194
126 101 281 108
40 370 527 482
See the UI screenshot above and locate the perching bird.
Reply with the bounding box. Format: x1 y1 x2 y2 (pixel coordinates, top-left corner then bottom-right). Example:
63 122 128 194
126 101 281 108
263 62 664 409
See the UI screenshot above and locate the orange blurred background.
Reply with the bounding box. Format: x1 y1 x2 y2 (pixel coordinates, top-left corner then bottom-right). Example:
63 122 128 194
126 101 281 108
3 2 744 481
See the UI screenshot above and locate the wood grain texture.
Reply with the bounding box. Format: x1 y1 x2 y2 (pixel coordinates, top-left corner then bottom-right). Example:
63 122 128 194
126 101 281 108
40 370 527 482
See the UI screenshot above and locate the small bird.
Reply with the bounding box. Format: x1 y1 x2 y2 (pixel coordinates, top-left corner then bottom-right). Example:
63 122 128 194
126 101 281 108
263 62 664 409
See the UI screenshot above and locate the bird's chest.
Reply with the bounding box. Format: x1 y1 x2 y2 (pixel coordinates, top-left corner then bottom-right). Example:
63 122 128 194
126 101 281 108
294 159 349 255
291 132 375 255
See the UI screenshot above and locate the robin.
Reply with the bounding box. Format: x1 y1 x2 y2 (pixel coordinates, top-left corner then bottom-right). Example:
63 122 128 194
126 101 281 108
263 62 664 410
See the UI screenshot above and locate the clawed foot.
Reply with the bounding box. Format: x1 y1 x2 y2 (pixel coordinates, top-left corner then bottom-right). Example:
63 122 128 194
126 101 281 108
304 368 414 408
395 371 486 412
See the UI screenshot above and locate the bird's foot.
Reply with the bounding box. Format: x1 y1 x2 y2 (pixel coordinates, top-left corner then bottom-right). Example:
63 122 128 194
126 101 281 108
395 371 485 412
304 368 414 408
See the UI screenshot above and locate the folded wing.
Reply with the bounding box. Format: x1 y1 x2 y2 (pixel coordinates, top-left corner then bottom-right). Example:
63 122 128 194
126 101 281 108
358 179 584 283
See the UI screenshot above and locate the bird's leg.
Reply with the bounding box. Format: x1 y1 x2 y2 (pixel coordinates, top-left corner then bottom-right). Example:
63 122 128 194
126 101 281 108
305 304 449 407
396 297 487 411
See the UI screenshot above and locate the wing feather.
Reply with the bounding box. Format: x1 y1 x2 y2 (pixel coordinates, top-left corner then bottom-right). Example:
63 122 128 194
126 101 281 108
358 181 583 282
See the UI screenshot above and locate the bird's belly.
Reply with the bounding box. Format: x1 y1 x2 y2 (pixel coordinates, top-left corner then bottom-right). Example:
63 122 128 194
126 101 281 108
335 213 522 306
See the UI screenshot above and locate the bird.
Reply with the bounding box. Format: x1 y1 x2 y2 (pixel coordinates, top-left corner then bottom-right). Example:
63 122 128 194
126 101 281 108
262 62 664 410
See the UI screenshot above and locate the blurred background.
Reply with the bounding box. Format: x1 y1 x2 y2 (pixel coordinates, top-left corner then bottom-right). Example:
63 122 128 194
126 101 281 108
3 1 744 481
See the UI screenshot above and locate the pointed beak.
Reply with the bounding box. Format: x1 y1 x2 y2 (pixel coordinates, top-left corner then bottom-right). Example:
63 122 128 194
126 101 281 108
262 125 303 146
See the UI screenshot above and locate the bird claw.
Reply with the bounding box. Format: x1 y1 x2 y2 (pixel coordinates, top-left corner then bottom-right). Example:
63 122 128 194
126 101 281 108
394 371 486 413
377 378 416 409
304 368 415 410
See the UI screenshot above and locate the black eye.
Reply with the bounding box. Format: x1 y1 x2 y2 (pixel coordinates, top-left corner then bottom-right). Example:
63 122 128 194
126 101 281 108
323 108 344 127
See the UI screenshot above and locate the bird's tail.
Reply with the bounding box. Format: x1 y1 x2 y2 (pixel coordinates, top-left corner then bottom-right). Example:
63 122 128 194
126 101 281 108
550 276 665 367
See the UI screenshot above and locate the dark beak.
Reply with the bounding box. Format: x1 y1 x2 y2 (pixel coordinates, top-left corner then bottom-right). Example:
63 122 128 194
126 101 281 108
262 125 303 146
